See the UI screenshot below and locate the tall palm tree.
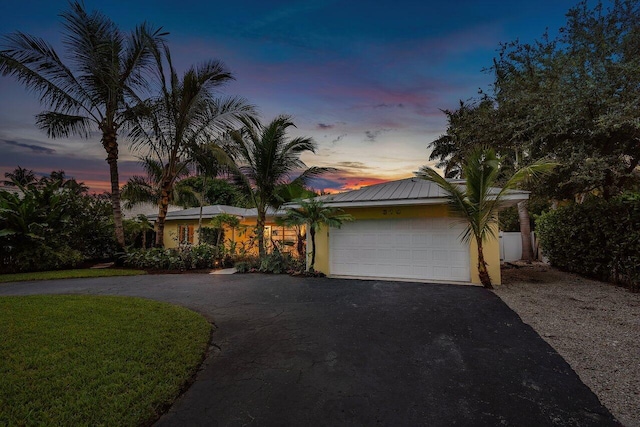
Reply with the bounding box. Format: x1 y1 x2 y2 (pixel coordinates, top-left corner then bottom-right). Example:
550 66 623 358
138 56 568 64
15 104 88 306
121 157 196 209
0 2 166 248
127 48 256 247
417 146 556 288
3 166 37 187
280 199 353 271
224 115 328 258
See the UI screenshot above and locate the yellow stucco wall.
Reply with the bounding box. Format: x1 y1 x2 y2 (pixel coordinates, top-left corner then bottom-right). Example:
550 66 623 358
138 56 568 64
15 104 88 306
161 217 281 256
313 204 502 285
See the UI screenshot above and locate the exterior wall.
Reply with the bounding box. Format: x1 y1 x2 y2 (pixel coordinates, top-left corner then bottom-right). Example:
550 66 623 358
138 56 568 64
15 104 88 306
313 204 502 285
161 218 300 256
469 223 501 285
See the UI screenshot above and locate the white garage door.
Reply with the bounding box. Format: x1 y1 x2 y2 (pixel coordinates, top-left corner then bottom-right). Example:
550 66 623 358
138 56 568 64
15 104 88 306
329 218 470 282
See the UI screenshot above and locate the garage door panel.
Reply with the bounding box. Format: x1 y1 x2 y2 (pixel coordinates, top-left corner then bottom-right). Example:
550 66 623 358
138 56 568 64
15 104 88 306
329 218 470 282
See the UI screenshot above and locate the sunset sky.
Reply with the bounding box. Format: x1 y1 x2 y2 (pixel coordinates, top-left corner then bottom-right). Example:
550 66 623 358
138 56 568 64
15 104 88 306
0 0 582 193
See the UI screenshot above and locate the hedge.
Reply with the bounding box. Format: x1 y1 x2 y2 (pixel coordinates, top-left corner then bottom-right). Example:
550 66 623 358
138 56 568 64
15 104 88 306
536 197 640 291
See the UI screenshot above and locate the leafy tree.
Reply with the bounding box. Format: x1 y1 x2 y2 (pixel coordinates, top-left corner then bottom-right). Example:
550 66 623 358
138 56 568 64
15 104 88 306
491 0 640 200
417 147 556 288
121 158 195 208
279 199 353 271
223 115 328 258
127 48 255 247
0 2 166 248
175 176 248 207
0 171 116 272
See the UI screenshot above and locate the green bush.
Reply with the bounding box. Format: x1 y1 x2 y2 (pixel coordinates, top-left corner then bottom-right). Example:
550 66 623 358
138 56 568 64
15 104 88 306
121 244 234 271
537 197 640 291
258 251 303 274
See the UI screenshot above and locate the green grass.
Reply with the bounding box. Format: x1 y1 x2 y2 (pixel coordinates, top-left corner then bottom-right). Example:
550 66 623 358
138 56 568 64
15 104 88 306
0 295 211 426
0 268 146 283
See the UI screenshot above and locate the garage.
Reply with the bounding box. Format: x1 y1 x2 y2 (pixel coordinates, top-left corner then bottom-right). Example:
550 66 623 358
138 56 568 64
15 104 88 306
329 217 471 282
295 178 529 285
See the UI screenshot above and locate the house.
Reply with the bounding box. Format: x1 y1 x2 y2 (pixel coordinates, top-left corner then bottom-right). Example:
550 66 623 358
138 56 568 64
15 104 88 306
301 178 529 286
147 205 302 254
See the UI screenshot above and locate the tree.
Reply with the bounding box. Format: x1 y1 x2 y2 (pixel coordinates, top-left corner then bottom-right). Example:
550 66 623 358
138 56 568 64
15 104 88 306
3 166 36 187
491 0 640 200
127 47 256 247
280 199 353 271
417 147 556 288
0 171 117 272
0 2 165 248
121 158 195 209
224 116 328 258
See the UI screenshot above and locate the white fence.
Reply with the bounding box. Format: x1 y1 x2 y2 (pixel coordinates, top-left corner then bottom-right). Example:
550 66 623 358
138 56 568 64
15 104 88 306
500 231 545 262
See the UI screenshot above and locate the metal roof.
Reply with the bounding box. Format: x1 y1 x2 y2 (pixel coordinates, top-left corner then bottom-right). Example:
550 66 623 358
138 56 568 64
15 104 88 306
311 178 529 207
146 204 286 221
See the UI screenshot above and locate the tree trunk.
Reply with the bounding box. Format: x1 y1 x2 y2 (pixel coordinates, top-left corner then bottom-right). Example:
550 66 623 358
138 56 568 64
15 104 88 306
310 227 316 271
256 211 266 259
198 174 206 244
517 201 533 263
477 239 493 289
102 131 125 249
155 180 172 247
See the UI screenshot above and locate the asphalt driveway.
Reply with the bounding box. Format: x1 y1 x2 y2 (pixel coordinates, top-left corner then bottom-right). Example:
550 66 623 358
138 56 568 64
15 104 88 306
0 274 618 426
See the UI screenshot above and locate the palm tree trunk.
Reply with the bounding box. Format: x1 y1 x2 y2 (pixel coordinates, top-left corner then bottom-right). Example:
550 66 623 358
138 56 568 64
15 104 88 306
310 227 316 271
476 239 493 289
103 131 125 249
155 180 172 247
256 211 266 258
198 174 206 244
518 201 533 263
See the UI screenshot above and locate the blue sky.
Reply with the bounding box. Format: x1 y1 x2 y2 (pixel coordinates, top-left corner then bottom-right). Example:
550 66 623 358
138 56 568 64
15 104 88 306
0 0 580 192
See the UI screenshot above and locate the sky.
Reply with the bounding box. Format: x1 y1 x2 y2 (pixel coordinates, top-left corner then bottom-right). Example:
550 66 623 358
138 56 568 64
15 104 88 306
0 0 579 193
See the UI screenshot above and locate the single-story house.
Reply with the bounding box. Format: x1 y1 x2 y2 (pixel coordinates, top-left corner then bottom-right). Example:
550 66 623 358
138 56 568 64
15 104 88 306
147 205 301 253
147 177 528 285
296 178 529 286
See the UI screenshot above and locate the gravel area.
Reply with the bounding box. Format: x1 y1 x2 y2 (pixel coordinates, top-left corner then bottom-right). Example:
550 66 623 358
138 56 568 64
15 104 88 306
494 262 640 427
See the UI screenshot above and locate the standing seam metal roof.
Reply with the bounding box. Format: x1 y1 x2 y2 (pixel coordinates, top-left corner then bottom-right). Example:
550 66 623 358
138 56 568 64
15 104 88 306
317 177 529 204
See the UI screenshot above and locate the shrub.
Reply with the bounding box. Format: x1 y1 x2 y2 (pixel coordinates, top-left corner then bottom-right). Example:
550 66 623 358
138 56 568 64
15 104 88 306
121 244 230 271
258 251 304 274
537 197 640 291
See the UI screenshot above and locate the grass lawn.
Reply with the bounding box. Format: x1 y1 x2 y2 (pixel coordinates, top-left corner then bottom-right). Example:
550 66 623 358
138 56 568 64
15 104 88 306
0 295 211 426
0 268 146 283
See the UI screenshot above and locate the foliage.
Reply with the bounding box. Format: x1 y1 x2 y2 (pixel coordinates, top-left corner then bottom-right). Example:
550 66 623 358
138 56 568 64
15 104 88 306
279 198 353 270
254 251 303 274
121 244 232 270
0 269 146 283
199 227 225 246
177 176 250 207
233 256 261 273
418 147 556 288
123 214 154 248
491 0 640 200
0 295 210 426
0 170 117 273
222 115 329 258
0 2 166 247
126 46 256 247
499 197 551 232
537 197 640 291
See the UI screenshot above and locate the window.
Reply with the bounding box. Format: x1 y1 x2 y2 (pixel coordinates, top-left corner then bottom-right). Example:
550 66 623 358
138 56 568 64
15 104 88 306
178 225 195 245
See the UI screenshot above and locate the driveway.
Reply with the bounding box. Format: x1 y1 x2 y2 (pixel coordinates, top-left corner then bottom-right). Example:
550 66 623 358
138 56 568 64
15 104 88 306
0 274 617 426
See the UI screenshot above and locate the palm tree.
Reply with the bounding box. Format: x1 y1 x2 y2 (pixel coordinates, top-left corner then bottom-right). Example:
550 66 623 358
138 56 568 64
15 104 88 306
224 116 328 258
127 48 256 247
0 2 166 248
3 166 37 187
121 157 196 209
280 199 353 271
417 146 556 288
